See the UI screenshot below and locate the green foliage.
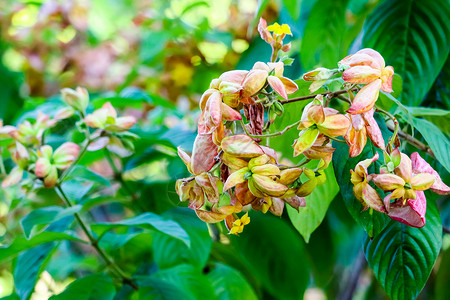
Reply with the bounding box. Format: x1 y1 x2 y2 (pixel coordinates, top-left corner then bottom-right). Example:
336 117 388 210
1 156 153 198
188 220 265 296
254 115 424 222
50 274 116 300
413 117 450 173
363 0 450 106
91 212 191 247
364 199 442 300
300 0 349 69
231 214 310 300
152 208 212 269
287 165 339 242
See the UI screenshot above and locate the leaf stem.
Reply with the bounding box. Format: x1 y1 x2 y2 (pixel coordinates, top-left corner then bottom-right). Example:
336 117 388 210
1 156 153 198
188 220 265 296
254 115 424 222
0 147 6 176
240 119 301 139
376 106 399 149
104 149 145 212
386 123 435 158
280 88 358 105
278 158 311 170
56 184 138 290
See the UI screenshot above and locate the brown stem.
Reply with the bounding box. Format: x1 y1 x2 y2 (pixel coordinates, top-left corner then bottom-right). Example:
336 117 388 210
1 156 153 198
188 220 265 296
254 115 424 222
56 185 138 290
386 124 435 158
280 88 358 105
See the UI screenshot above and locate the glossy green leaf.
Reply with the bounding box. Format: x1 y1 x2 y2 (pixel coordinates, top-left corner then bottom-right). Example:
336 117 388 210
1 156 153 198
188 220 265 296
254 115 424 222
332 113 391 237
364 199 442 300
50 273 116 300
91 212 190 247
152 208 212 269
413 117 450 173
300 0 349 69
14 243 56 300
287 165 339 242
21 206 82 239
137 264 216 300
207 263 258 300
231 214 309 300
0 232 85 261
363 0 450 106
63 166 110 187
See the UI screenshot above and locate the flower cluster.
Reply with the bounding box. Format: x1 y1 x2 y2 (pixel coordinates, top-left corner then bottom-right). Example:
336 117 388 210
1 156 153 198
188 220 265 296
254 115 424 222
175 18 449 234
1 87 137 189
351 150 449 227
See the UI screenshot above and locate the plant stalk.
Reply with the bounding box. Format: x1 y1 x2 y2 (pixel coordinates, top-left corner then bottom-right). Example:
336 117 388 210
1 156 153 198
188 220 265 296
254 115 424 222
56 185 138 290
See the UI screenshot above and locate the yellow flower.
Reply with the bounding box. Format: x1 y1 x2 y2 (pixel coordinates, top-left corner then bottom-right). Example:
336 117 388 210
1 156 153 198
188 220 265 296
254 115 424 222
266 23 292 35
229 213 250 235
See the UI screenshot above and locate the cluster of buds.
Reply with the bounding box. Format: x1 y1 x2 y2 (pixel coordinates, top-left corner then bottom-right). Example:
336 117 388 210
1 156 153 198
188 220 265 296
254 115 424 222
1 87 138 189
351 150 450 227
84 102 138 157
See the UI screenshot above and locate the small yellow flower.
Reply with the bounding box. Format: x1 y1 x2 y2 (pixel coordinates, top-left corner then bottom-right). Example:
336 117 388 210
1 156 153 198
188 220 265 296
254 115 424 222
266 23 292 35
229 213 250 235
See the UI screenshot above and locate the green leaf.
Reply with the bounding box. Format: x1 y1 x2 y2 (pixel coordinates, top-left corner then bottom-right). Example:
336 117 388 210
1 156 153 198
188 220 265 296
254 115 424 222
363 0 450 106
413 117 450 173
282 0 302 20
435 247 450 300
364 199 442 300
50 274 116 300
407 106 450 117
137 264 216 300
300 0 350 69
152 208 212 269
0 232 85 261
332 113 391 237
380 91 414 129
63 166 110 187
14 243 56 300
91 212 190 247
377 73 403 112
287 165 339 242
21 206 82 239
207 263 258 300
232 214 309 300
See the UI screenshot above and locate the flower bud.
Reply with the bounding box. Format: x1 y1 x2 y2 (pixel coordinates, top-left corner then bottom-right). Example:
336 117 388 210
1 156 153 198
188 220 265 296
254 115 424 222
241 69 268 98
61 87 89 112
303 68 334 81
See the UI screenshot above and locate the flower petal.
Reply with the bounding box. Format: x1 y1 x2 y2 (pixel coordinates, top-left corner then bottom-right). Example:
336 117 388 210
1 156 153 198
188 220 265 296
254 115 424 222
373 173 405 190
362 109 385 149
223 167 249 191
394 153 412 183
410 173 435 191
411 152 450 195
347 79 382 115
293 128 320 156
268 76 287 99
221 134 264 158
342 66 381 84
191 133 218 175
317 114 350 137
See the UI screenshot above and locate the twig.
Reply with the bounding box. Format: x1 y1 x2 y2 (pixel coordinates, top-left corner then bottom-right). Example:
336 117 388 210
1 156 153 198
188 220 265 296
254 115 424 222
56 185 138 290
386 124 435 158
104 149 145 211
338 250 366 300
280 88 358 105
278 158 311 170
0 147 5 176
376 106 399 149
240 119 301 139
